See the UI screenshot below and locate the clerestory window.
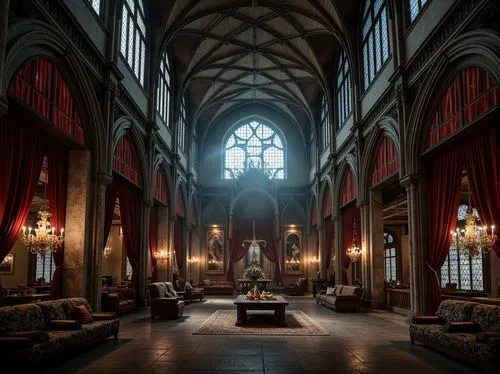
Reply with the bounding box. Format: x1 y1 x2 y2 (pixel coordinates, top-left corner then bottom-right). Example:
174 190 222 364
120 0 146 86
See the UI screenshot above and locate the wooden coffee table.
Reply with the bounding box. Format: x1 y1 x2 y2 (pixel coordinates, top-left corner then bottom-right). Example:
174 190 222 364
234 295 289 326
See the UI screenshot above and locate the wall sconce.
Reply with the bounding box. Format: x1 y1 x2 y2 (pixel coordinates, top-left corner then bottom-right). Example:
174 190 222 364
103 246 112 260
309 256 320 266
187 257 199 264
156 249 170 265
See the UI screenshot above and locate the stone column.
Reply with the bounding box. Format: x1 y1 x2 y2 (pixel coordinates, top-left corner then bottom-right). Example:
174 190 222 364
137 200 151 307
156 206 169 281
401 175 426 316
63 150 91 298
358 200 370 300
368 191 385 308
168 213 176 282
333 215 341 286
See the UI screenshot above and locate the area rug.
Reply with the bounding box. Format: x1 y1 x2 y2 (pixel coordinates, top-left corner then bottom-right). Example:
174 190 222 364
193 310 329 336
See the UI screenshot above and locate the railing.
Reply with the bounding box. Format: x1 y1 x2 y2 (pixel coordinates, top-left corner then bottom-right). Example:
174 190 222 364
385 287 411 310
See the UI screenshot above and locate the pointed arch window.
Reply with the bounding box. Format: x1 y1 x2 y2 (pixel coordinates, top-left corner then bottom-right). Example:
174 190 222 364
337 50 352 126
224 120 285 179
178 96 187 151
362 0 390 90
320 95 330 151
408 0 428 23
120 0 146 86
384 232 397 281
86 0 102 16
441 204 485 291
157 50 172 126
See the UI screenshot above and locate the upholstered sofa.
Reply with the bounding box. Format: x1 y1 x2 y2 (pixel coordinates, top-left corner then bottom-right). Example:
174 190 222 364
101 286 136 315
409 299 500 373
284 277 308 296
201 279 234 295
316 285 363 312
0 298 119 370
148 282 185 319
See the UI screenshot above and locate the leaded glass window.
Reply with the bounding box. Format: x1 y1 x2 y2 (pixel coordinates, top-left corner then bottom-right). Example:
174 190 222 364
384 232 397 281
362 0 390 90
86 0 101 16
178 96 186 151
337 50 352 126
440 204 485 291
224 120 285 179
125 258 132 280
120 0 146 86
408 0 428 23
34 252 55 283
157 50 171 126
320 95 330 151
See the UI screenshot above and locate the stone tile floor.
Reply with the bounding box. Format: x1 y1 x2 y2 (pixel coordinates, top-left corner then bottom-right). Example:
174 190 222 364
44 295 481 374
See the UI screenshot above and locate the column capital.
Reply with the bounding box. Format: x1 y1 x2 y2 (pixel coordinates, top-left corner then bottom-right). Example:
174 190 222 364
356 200 369 208
400 174 421 189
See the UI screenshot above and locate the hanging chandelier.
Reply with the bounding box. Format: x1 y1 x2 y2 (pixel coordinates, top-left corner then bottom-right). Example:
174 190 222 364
103 246 112 260
21 207 64 256
450 205 496 258
347 218 362 262
156 249 170 264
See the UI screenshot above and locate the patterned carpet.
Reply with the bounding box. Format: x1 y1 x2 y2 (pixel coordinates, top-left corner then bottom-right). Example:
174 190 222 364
193 309 329 336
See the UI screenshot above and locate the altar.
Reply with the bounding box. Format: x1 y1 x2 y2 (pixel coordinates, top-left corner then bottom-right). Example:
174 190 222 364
237 278 272 294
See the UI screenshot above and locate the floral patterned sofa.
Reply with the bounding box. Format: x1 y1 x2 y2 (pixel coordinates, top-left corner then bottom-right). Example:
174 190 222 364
410 299 500 373
0 298 119 370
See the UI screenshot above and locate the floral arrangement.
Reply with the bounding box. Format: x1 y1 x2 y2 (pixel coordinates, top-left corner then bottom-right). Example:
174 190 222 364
244 263 265 280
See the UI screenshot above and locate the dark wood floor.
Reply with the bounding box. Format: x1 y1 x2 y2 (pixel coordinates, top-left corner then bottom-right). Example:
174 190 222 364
44 295 480 374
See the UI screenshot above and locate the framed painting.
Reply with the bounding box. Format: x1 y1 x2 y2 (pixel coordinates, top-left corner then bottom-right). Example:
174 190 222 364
284 231 302 274
0 253 15 275
206 229 225 274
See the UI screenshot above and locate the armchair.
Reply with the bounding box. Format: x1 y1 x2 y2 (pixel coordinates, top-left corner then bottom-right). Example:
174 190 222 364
284 277 308 296
148 282 184 320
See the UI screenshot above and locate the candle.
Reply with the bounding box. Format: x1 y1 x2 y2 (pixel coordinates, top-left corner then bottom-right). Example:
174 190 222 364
61 228 64 234
23 226 26 234
52 227 55 234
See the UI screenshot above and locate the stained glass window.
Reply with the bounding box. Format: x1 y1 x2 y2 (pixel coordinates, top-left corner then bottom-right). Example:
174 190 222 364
408 0 429 23
178 96 186 151
320 95 330 151
384 232 397 281
157 50 172 126
120 0 146 86
362 0 390 90
337 50 352 126
224 120 285 179
34 252 55 283
440 204 485 291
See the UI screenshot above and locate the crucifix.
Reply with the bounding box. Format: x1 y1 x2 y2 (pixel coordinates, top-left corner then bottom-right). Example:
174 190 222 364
242 220 267 262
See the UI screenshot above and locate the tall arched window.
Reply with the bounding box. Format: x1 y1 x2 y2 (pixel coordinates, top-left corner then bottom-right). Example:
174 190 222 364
337 49 352 126
178 96 186 151
86 0 102 16
120 0 146 86
384 232 397 281
224 120 285 179
362 0 390 90
441 204 485 291
320 95 330 151
157 50 172 126
408 0 428 23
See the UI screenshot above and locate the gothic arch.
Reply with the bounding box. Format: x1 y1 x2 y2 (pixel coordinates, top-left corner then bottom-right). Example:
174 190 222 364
281 200 306 226
307 192 318 234
319 175 334 218
334 153 358 214
230 187 279 216
406 30 500 175
112 116 151 200
152 153 173 207
3 20 107 173
202 199 227 226
175 178 188 219
359 115 400 201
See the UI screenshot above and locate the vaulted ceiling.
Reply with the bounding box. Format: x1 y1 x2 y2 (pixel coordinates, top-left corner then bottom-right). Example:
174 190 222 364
153 0 361 138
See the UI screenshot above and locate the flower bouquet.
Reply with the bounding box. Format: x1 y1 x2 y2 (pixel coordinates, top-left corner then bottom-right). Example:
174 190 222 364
244 263 265 280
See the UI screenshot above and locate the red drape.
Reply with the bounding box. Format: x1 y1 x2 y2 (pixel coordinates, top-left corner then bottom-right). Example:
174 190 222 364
149 207 158 281
117 183 140 288
258 219 282 284
324 218 334 270
0 117 46 262
425 149 462 315
48 146 68 299
462 127 500 258
103 180 118 244
342 204 360 285
174 219 183 270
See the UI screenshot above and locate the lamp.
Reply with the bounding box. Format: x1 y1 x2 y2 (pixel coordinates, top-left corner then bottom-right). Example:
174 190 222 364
21 206 64 256
346 218 361 262
450 205 496 257
309 256 319 269
156 249 170 265
103 246 112 260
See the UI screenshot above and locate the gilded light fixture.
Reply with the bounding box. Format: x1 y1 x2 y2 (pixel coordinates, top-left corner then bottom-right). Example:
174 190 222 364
21 207 64 256
346 218 361 262
156 249 170 265
103 246 112 260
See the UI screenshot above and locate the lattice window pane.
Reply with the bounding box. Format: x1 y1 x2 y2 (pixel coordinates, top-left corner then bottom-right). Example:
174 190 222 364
126 258 132 279
35 253 54 283
120 9 128 56
459 252 471 290
449 248 459 285
471 254 484 291
441 254 450 286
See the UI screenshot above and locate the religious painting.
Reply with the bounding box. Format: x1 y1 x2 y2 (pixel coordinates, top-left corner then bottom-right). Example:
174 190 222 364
206 230 224 274
284 231 301 274
0 253 15 275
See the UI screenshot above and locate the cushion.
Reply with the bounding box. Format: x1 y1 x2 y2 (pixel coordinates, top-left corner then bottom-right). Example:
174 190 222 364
476 331 500 343
202 279 212 286
71 305 93 324
335 285 344 295
326 287 335 296
341 286 356 296
60 298 93 318
443 321 480 333
436 300 476 322
1 330 50 343
471 304 500 332
37 301 67 321
0 304 45 333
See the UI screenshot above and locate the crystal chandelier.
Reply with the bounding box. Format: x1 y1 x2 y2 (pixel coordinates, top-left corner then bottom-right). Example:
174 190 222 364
156 249 170 264
21 207 64 256
347 218 362 262
450 205 496 258
103 246 112 260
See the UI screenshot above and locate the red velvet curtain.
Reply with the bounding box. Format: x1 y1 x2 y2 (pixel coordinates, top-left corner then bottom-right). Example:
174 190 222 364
324 218 334 270
0 117 46 262
256 219 282 284
174 219 183 271
48 146 68 299
149 206 158 281
227 219 252 282
342 204 360 285
117 183 140 288
462 127 500 258
103 180 118 244
425 149 462 315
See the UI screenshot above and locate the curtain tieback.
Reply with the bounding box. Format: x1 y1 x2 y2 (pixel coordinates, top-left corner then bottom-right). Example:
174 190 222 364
426 262 441 288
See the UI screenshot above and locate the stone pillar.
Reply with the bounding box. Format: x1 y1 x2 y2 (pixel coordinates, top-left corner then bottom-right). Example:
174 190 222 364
156 206 169 281
333 215 342 286
317 222 325 280
358 201 370 300
401 175 426 316
168 213 176 282
63 150 91 299
137 200 151 307
368 191 385 308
